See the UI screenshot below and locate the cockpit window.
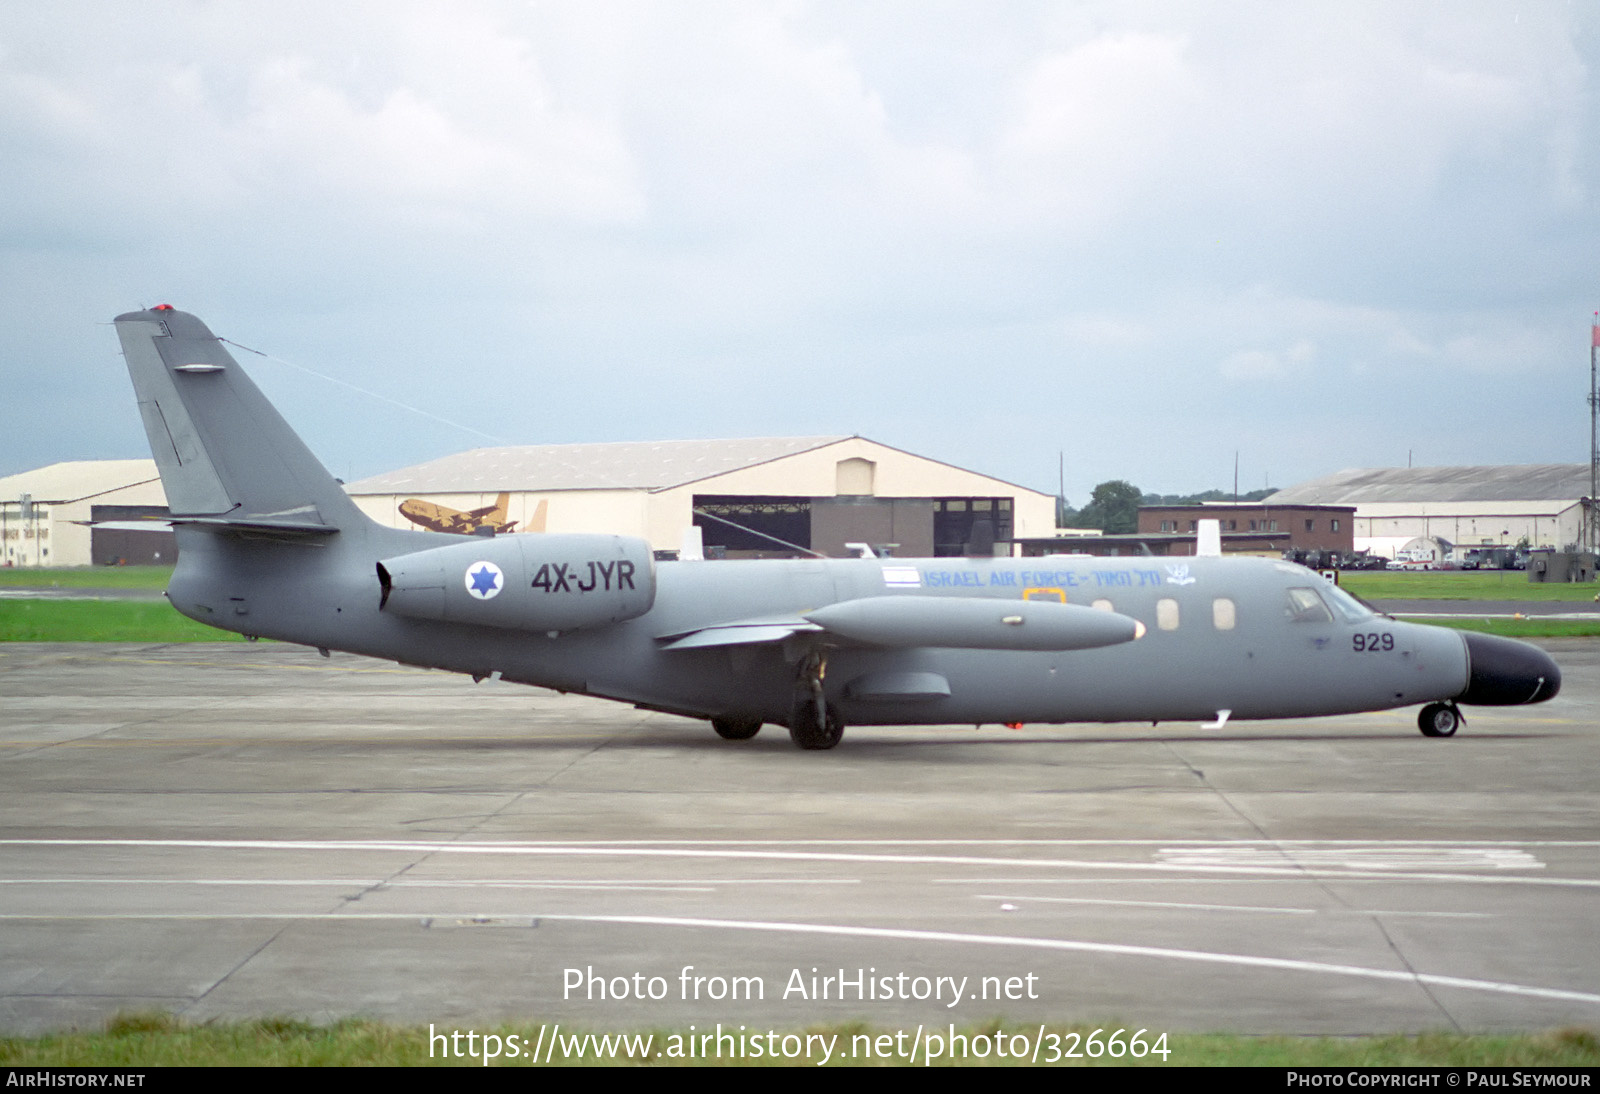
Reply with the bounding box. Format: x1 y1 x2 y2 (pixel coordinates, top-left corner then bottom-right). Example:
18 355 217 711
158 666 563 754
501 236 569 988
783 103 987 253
1284 586 1333 623
1320 582 1374 623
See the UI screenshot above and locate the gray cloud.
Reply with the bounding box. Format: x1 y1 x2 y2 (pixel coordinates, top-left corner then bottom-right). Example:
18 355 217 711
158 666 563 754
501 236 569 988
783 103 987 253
2 0 1594 504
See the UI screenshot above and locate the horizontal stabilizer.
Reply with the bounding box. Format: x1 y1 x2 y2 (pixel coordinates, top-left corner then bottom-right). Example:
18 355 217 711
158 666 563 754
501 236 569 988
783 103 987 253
80 513 335 539
173 513 339 537
73 519 173 532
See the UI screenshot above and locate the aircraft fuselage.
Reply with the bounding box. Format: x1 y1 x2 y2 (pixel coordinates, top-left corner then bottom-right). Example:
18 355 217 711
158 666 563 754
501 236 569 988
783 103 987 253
119 305 1559 750
166 523 1490 729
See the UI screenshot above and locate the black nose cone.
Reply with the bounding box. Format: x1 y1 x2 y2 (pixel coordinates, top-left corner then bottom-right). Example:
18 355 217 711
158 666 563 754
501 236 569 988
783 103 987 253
1458 631 1562 705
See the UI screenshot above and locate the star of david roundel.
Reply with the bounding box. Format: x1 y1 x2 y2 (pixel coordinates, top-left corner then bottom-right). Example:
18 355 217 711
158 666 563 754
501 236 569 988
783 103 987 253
465 561 503 600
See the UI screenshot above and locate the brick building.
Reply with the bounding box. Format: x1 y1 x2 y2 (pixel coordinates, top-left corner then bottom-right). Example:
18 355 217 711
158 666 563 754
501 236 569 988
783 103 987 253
1135 502 1355 561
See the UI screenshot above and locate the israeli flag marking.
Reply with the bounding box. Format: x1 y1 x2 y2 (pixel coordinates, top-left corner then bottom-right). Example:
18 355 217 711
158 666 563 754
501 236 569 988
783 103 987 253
466 561 503 600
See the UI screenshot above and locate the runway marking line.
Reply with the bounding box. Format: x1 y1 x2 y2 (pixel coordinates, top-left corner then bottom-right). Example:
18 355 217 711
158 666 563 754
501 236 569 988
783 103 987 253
0 909 1591 1009
3 839 1597 888
0 877 862 890
975 894 1492 918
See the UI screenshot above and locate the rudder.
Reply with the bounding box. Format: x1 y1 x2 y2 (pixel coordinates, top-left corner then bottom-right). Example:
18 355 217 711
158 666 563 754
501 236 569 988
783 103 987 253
115 306 367 535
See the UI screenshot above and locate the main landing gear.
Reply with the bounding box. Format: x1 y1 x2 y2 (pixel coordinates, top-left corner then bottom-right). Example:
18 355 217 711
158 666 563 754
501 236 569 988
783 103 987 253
788 647 845 750
711 717 762 741
1417 701 1462 738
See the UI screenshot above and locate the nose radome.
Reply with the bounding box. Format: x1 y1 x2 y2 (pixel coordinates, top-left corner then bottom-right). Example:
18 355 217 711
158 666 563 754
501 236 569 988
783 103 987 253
1457 631 1561 706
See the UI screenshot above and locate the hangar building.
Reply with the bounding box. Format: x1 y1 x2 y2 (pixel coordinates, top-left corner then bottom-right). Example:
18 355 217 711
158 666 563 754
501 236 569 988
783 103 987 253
1267 464 1591 553
0 460 172 568
346 436 1057 558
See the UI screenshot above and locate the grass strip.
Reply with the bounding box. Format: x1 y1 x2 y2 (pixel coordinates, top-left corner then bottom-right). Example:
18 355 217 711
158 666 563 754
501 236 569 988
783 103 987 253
0 565 174 589
1340 571 1600 602
0 599 246 642
1 1015 1597 1067
1397 616 1600 639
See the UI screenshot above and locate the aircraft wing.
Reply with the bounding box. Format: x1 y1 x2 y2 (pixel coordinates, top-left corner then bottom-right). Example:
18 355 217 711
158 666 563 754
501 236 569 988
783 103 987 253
657 619 823 650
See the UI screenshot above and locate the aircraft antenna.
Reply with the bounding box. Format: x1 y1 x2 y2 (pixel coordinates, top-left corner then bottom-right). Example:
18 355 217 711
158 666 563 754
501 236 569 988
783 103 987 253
1589 313 1599 553
219 338 649 495
691 508 829 559
222 338 513 447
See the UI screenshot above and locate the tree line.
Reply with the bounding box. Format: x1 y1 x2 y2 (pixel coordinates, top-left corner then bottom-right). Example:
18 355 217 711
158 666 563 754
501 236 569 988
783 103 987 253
1059 482 1276 534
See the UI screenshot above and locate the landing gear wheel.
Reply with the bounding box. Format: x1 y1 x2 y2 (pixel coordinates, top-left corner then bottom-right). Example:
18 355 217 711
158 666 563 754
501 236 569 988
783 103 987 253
788 698 844 750
712 717 762 741
1418 702 1460 738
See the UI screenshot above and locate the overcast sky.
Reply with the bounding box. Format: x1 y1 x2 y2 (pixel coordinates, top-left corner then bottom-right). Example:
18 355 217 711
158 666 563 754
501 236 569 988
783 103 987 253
2 1 1596 505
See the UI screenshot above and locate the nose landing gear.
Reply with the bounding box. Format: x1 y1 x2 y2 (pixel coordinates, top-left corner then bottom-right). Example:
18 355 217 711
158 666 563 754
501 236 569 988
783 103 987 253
1418 701 1463 738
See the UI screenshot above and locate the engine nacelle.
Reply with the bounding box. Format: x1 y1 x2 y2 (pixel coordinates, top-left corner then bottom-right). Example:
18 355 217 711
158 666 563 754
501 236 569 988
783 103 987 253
378 533 656 632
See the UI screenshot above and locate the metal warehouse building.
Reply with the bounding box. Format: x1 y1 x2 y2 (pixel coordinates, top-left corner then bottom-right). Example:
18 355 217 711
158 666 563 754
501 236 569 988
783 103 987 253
1268 464 1591 552
346 435 1057 558
0 460 172 568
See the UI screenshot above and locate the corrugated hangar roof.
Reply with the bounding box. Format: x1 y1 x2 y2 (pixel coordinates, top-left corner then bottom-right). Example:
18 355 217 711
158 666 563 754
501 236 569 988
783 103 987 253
346 437 854 494
1270 464 1590 505
0 460 160 503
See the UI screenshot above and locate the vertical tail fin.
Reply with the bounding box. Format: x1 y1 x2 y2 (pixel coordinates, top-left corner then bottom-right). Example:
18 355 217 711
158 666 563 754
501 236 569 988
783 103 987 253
115 306 367 535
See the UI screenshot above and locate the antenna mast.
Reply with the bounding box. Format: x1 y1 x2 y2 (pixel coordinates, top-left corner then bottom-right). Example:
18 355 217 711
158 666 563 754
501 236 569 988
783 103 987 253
1590 314 1599 553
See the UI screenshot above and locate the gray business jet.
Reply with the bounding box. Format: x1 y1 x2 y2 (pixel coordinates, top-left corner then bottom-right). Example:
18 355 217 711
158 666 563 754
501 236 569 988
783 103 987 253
115 307 1560 749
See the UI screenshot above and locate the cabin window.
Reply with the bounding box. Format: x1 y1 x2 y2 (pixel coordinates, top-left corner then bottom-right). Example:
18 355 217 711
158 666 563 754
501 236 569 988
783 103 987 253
1305 519 1315 532
1156 598 1180 631
1331 519 1340 532
1285 587 1333 623
1091 598 1114 613
1212 598 1236 630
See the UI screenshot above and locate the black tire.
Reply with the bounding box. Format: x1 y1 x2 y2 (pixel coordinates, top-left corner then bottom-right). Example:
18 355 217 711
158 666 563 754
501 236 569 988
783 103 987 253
1418 702 1459 738
712 717 762 741
787 699 845 750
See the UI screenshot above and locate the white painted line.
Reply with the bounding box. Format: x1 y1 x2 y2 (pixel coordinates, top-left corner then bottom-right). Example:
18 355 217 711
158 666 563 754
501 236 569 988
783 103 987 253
978 895 1317 915
0 877 861 888
976 894 1492 918
7 838 1598 848
4 840 1592 888
545 914 1600 1007
382 878 861 889
0 878 379 886
0 910 1590 1007
1345 911 1495 919
0 880 717 893
1157 847 1543 871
